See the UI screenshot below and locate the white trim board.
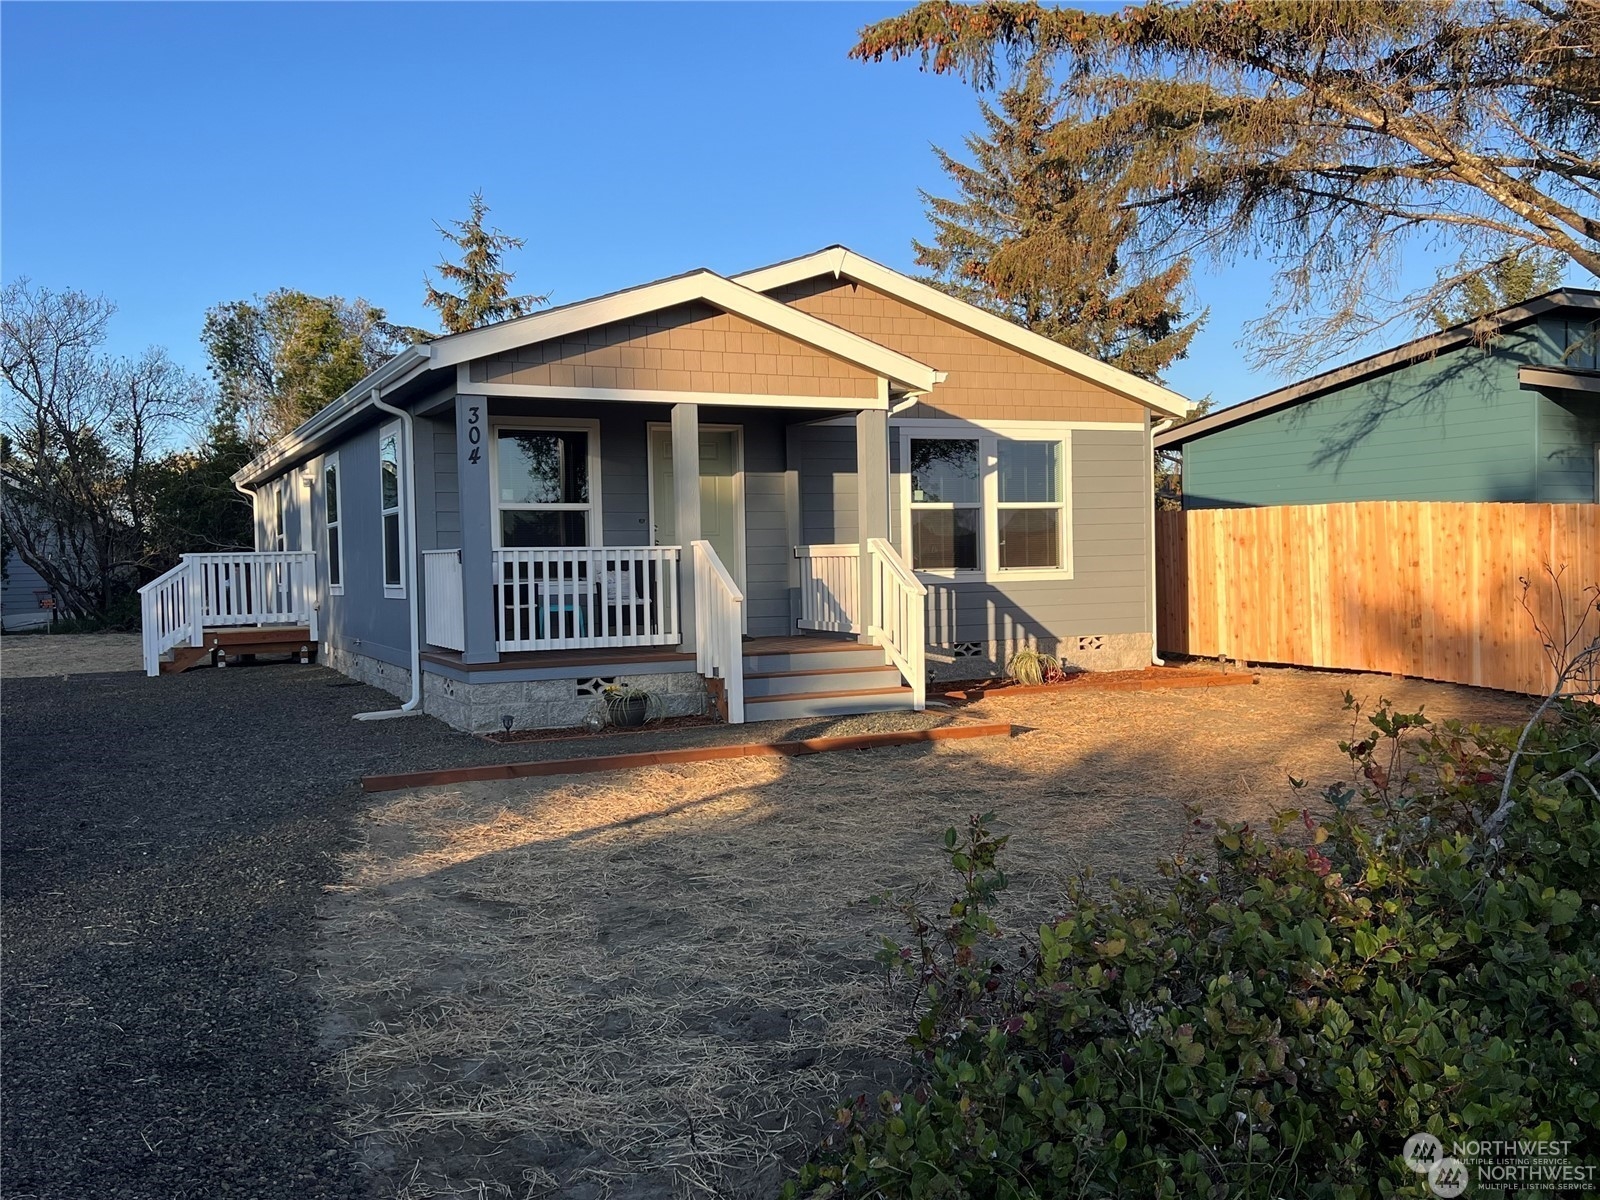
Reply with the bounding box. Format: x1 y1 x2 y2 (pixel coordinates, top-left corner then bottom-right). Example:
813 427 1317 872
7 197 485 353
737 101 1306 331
428 269 941 393
460 380 889 412
732 247 1195 420
487 417 605 550
897 421 1076 584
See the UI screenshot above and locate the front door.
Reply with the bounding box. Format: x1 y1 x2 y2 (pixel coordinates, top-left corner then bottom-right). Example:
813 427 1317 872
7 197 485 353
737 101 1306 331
649 426 743 588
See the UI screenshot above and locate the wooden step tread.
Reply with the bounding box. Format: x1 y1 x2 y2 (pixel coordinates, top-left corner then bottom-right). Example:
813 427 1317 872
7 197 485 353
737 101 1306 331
743 641 882 658
744 664 896 681
746 685 912 705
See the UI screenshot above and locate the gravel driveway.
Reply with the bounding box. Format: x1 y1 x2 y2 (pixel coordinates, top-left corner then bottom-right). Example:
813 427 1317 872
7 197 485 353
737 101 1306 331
0 662 502 1200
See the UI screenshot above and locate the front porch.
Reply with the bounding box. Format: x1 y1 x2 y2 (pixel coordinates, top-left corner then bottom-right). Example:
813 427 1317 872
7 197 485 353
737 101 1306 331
417 538 926 728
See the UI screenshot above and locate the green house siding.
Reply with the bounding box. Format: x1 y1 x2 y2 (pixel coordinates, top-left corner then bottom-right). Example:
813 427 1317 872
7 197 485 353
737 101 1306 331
1182 325 1590 508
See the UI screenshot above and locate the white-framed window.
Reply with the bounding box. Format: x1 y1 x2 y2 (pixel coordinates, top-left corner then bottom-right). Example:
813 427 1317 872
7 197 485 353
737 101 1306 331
324 452 344 594
379 421 404 598
909 438 981 570
899 421 1076 580
490 420 602 547
268 478 288 551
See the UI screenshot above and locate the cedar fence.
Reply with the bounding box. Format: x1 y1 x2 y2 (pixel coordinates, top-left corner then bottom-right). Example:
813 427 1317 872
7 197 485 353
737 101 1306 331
1155 502 1600 696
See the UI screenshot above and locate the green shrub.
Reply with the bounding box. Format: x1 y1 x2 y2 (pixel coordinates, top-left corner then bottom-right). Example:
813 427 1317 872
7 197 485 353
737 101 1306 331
1006 647 1064 686
787 695 1600 1199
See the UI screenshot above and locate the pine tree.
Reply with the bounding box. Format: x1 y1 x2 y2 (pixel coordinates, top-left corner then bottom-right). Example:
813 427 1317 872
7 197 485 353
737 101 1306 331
1431 247 1567 329
915 60 1200 382
856 0 1600 372
423 191 548 334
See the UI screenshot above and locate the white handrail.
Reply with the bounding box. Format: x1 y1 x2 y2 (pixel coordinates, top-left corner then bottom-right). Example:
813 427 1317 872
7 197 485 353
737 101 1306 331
493 546 682 652
423 549 465 651
866 537 927 710
692 539 745 724
794 544 861 633
138 550 320 676
138 559 197 676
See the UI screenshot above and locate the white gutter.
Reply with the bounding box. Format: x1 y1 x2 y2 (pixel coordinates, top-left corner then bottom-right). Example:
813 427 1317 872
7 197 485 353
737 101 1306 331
1149 417 1175 666
354 388 424 721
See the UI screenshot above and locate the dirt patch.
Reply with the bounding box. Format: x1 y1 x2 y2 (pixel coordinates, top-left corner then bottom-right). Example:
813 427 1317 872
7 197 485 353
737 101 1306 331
316 668 1533 1199
0 631 142 677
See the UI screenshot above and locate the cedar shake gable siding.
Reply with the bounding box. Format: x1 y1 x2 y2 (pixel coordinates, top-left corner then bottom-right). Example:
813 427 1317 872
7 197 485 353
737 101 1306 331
468 301 879 400
770 277 1147 423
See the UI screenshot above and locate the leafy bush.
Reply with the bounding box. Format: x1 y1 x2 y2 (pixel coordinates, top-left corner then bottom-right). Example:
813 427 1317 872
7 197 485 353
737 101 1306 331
787 695 1600 1199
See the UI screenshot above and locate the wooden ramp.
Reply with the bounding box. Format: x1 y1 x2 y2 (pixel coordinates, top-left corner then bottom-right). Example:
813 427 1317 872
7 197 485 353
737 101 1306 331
160 626 318 674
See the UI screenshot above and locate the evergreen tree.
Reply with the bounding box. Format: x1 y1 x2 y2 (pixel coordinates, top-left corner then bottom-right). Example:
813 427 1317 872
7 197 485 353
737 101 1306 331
855 0 1600 373
1431 247 1567 329
915 61 1200 382
423 191 548 334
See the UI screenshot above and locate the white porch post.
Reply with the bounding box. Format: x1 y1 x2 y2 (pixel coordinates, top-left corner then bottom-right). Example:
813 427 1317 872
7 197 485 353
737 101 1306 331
856 393 891 639
671 402 702 652
455 393 500 664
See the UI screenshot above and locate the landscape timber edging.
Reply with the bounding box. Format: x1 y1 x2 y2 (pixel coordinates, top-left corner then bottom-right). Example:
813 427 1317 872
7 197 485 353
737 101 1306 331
360 719 1015 793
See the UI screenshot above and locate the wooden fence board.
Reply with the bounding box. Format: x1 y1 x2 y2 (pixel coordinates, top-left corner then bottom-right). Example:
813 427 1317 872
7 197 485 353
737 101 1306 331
1156 502 1600 695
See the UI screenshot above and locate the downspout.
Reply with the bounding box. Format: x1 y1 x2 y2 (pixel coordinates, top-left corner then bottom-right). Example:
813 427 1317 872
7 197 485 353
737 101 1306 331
355 388 424 721
1149 417 1176 666
233 479 257 548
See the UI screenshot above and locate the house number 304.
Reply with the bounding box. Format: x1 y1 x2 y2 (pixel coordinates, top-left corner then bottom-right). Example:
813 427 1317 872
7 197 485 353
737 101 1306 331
466 405 482 465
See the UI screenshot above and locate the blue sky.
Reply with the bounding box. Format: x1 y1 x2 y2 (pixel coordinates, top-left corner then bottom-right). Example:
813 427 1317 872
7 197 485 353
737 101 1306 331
0 2 1465 412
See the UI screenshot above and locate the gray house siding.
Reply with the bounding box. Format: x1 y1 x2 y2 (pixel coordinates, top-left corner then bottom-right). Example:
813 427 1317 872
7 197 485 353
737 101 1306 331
295 417 413 671
916 428 1152 654
792 420 1151 658
2 549 50 629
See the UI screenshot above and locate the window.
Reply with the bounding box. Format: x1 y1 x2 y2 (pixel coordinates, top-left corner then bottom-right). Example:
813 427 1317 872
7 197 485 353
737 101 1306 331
324 453 344 593
910 439 980 570
379 422 404 596
495 427 594 547
996 441 1064 569
901 425 1073 578
271 480 287 551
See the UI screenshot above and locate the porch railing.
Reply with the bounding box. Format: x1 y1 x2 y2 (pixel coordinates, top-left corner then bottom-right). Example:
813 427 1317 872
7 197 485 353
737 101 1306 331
422 549 465 651
795 539 927 710
692 539 745 723
794 544 860 633
866 538 927 710
493 546 683 652
139 550 319 676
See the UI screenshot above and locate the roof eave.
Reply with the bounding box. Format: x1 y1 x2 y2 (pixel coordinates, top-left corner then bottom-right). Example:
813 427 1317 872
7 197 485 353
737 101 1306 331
1156 288 1600 450
231 343 435 487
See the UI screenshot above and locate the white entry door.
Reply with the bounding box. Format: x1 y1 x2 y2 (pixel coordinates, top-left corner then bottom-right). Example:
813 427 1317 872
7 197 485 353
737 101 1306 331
649 426 744 589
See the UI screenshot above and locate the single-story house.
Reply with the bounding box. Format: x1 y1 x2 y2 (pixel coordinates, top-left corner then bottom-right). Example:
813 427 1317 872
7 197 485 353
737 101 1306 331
1158 288 1600 508
141 247 1194 731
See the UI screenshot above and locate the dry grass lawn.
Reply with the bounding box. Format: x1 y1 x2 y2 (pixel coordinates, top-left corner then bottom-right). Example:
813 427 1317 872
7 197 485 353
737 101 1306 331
316 668 1531 1200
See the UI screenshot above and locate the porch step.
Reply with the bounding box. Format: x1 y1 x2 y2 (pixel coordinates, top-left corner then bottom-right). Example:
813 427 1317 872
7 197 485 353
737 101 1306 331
161 626 318 674
743 662 903 698
741 640 887 674
743 685 917 723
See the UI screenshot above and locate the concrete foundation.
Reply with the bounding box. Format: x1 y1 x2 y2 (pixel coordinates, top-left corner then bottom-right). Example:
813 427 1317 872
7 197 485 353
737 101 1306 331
925 631 1154 682
319 641 708 734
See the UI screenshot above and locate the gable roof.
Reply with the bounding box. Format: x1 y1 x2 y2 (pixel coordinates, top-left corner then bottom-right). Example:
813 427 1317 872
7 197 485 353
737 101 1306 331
1156 287 1600 451
733 246 1195 420
426 266 942 393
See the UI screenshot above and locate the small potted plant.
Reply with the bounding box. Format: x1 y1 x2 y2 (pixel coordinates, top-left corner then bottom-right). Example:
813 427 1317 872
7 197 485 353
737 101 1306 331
602 683 657 728
1007 646 1065 686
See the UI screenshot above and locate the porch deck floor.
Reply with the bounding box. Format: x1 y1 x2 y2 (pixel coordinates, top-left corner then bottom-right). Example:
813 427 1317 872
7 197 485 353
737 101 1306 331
420 633 859 674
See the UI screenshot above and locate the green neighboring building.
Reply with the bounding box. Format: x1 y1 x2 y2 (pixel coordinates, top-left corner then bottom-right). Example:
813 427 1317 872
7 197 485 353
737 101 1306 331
1159 289 1600 508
